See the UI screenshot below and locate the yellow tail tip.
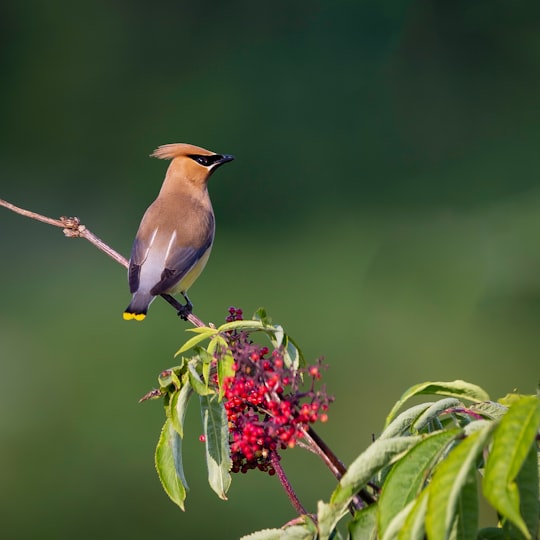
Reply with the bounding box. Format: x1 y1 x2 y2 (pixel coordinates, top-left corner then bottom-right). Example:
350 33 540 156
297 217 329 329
123 312 146 321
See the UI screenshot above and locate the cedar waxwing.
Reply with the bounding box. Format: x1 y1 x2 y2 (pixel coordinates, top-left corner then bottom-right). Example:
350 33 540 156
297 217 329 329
123 143 234 321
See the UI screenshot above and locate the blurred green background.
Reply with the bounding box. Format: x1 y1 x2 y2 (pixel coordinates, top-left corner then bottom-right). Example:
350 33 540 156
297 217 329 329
1 1 539 538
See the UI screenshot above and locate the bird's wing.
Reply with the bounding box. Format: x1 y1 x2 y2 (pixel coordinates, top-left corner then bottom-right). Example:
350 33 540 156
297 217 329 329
127 203 163 294
149 233 213 296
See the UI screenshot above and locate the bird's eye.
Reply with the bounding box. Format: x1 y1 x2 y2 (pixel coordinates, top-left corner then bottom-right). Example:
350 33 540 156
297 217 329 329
191 155 211 166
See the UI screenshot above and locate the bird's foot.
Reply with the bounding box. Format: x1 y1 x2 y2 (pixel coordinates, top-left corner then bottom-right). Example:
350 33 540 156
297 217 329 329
177 300 193 321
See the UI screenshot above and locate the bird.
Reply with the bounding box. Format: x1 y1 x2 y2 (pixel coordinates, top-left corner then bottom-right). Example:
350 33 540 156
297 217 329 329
123 143 234 321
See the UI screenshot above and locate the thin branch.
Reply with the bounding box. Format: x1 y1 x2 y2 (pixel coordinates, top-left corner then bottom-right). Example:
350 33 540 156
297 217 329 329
270 451 308 516
304 427 375 510
0 197 206 327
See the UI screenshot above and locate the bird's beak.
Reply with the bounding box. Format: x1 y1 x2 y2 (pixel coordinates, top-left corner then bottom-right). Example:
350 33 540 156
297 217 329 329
217 154 235 164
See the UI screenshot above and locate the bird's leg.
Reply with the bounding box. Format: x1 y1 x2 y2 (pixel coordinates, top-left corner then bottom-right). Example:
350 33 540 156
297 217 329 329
177 292 193 321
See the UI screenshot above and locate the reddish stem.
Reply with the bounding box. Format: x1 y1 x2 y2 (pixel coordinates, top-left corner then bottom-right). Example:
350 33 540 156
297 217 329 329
270 451 308 516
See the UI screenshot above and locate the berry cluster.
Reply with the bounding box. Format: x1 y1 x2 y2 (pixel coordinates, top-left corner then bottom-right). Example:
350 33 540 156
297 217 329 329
221 308 332 475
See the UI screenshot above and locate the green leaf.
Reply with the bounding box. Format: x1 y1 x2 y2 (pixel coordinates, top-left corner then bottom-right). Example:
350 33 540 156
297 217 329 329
451 466 479 540
185 325 216 334
397 490 429 540
240 530 283 540
411 398 462 432
425 422 495 539
509 442 539 539
385 381 490 428
187 362 213 396
331 436 421 509
317 499 347 540
381 500 417 540
175 328 218 356
484 396 540 540
157 363 184 389
207 334 228 357
240 523 318 540
470 401 508 421
349 504 378 540
253 307 272 326
378 430 459 536
217 347 235 399
155 418 188 510
476 528 507 539
217 319 266 333
279 524 318 540
379 403 435 439
200 394 231 499
169 380 193 438
281 332 305 369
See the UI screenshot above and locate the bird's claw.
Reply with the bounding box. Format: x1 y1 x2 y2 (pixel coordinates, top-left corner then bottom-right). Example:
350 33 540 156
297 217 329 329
177 301 193 321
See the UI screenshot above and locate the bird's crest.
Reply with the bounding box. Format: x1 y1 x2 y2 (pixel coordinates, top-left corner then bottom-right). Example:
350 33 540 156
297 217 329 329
151 143 212 160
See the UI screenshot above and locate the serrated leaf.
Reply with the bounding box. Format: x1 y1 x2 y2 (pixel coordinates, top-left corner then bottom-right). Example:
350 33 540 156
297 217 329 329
379 403 435 439
240 530 284 540
245 516 317 540
332 436 421 508
200 394 231 499
169 381 193 438
385 381 490 428
349 504 378 540
155 418 188 510
470 401 508 421
279 525 317 540
378 430 459 536
425 423 495 539
175 328 218 356
483 396 540 539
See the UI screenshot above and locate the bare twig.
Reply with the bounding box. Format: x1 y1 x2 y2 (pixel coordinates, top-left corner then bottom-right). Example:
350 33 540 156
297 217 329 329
0 197 206 327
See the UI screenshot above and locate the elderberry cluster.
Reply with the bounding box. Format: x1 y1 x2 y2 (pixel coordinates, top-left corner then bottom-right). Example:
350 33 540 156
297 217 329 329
221 307 332 475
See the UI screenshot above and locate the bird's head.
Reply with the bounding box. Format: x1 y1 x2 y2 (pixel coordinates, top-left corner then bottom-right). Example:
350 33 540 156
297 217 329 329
152 143 234 187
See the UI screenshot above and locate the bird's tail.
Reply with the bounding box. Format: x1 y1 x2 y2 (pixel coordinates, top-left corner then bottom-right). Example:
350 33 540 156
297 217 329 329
123 310 146 321
123 293 153 321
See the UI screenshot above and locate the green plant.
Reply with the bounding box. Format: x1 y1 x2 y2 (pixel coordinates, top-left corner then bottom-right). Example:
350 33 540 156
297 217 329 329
143 307 540 540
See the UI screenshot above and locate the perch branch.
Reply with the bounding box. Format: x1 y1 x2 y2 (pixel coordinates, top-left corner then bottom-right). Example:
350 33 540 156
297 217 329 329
0 198 206 327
